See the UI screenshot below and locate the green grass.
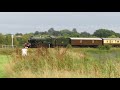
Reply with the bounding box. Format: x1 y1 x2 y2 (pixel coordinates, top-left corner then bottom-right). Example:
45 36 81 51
2 47 120 78
0 55 11 78
2 47 119 78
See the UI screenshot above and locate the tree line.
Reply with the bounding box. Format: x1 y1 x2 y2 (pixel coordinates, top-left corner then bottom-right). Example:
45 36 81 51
0 28 120 47
34 28 120 38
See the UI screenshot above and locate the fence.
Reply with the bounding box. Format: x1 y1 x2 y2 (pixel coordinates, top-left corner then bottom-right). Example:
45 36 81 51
2 45 17 48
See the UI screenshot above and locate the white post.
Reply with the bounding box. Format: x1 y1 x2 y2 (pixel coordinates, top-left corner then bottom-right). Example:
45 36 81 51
11 34 14 48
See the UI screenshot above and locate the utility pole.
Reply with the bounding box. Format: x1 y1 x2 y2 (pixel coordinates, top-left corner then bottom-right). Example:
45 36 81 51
11 34 14 48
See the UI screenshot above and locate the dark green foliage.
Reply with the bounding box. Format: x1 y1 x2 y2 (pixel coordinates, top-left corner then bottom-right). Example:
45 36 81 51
66 44 72 49
80 31 91 37
93 29 116 38
98 45 112 50
115 33 120 37
0 33 5 45
72 28 77 33
34 31 40 35
4 34 11 45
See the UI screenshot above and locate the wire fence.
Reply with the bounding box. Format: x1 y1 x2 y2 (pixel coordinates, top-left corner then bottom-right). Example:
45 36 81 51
2 45 17 48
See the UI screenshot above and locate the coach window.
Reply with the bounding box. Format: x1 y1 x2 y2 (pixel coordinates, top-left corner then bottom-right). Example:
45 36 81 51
80 40 82 43
92 40 94 43
117 41 119 43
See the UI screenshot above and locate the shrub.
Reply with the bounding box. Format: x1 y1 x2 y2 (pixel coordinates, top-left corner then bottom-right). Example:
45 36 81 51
98 45 112 50
66 44 72 49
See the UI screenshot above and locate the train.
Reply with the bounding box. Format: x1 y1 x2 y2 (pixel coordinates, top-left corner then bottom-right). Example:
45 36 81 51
27 36 120 48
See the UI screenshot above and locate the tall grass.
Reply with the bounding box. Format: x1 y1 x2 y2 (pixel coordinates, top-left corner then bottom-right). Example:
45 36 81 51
4 47 120 78
0 55 11 78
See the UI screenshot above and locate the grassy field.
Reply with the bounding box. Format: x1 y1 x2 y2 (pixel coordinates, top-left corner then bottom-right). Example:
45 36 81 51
0 55 11 78
1 47 120 78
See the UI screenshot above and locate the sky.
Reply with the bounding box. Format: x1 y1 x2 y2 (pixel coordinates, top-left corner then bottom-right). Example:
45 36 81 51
0 12 120 34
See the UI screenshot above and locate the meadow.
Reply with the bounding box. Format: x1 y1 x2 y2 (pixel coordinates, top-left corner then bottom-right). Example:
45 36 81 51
1 47 120 78
0 55 11 78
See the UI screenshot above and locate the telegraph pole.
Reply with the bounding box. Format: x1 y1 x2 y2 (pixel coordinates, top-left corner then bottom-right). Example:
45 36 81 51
11 34 14 48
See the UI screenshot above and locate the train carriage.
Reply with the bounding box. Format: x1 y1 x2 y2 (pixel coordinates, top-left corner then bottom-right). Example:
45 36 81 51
102 38 120 47
70 38 103 47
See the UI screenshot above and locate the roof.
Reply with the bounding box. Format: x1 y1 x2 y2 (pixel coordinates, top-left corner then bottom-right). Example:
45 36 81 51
70 38 102 40
102 38 120 40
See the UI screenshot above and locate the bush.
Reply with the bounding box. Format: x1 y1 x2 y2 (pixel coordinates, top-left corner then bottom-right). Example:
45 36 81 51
66 44 72 49
98 45 112 50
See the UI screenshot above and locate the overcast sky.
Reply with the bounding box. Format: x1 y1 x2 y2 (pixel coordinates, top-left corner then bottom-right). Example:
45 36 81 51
0 12 120 34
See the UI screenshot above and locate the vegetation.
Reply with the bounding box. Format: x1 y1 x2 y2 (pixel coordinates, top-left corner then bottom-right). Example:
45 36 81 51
0 28 120 48
0 47 119 78
98 45 112 50
0 55 11 78
0 28 120 78
93 29 120 38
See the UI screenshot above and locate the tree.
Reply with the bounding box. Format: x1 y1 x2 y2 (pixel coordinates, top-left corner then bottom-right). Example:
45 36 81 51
72 28 77 33
61 29 71 34
16 36 23 47
0 33 5 44
15 33 23 36
71 33 80 37
4 34 11 45
18 33 33 47
115 33 120 37
71 28 80 37
53 31 61 36
34 31 40 35
108 35 117 38
39 31 48 35
48 28 55 35
13 36 19 46
93 29 116 38
80 31 91 37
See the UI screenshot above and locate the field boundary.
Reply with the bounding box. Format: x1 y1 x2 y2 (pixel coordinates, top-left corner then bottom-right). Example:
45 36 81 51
2 45 17 48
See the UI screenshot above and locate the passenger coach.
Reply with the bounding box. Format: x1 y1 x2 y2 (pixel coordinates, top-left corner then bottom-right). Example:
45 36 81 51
70 38 103 47
102 38 120 47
